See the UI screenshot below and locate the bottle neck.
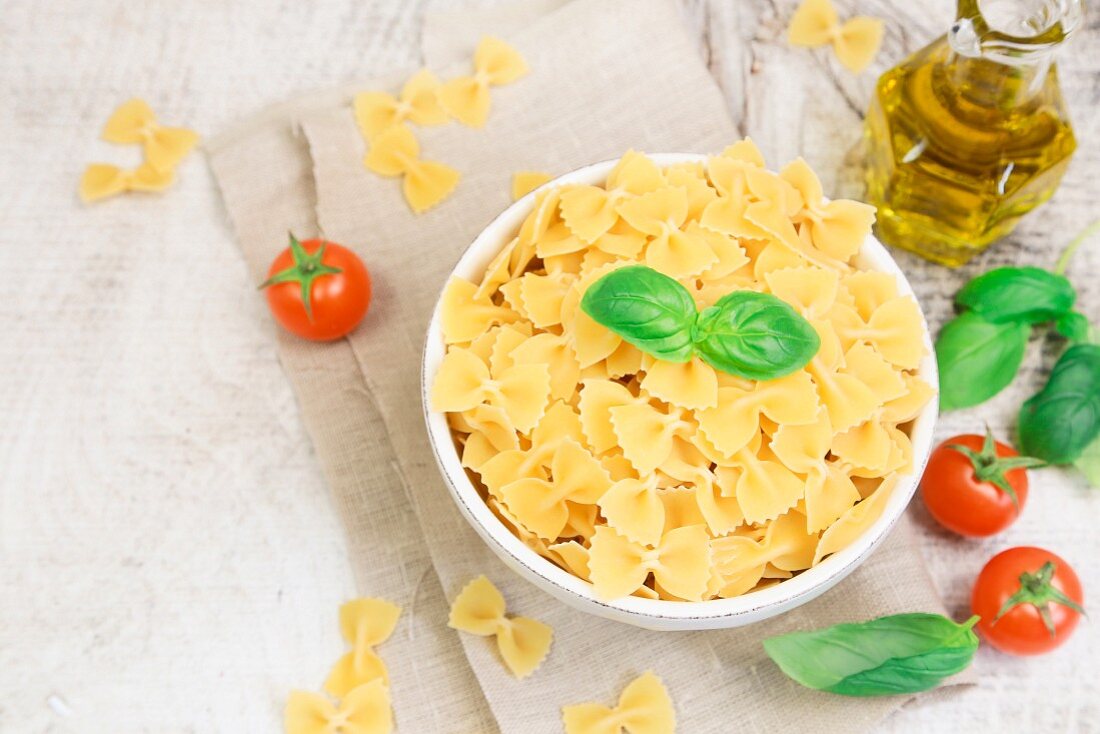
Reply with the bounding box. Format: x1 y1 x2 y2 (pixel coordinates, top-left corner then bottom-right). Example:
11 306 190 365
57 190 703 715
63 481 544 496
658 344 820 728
945 0 1080 108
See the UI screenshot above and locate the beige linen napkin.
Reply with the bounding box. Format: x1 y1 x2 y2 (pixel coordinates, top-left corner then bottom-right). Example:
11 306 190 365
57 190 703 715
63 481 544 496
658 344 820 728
209 1 970 731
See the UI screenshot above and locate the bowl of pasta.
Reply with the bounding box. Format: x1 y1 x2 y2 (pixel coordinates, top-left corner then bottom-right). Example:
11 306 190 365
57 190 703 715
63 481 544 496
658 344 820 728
422 145 938 631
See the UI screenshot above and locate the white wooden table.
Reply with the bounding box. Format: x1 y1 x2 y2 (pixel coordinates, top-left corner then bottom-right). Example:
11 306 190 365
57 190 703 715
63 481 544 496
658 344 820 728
2 1 1096 731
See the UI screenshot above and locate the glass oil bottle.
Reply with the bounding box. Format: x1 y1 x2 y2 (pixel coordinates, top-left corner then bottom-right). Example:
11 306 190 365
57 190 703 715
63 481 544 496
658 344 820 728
864 0 1082 266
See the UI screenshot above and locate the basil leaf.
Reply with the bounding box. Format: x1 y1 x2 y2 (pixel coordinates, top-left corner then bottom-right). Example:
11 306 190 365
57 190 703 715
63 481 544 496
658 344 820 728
1074 434 1100 487
763 613 980 697
1055 311 1091 343
580 265 697 362
956 266 1076 324
936 312 1030 410
691 291 819 380
1018 344 1100 464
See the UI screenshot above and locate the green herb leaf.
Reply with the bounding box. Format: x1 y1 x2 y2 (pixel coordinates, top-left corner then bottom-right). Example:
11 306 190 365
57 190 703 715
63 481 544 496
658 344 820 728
1073 434 1100 487
1018 344 1100 464
1055 311 1092 343
691 290 819 380
580 265 698 363
956 267 1076 325
763 613 980 697
936 312 1030 411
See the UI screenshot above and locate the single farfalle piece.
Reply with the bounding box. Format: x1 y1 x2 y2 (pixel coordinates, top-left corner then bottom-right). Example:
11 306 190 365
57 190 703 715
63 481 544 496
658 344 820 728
787 0 885 73
499 438 612 539
618 186 719 279
512 170 553 200
598 474 665 547
439 36 528 127
764 265 839 318
559 150 667 244
640 355 719 410
695 371 819 457
712 509 818 581
101 98 199 171
610 401 697 475
724 433 807 523
365 124 460 213
448 575 552 678
439 276 522 343
79 162 175 202
588 524 711 601
829 297 926 370
781 158 877 261
431 346 550 434
562 671 676 734
285 680 392 734
324 598 402 698
353 69 448 142
814 474 898 564
577 378 642 454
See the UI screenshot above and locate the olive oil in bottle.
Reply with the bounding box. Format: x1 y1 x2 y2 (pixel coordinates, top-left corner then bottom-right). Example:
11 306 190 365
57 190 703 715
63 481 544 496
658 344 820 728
864 0 1081 266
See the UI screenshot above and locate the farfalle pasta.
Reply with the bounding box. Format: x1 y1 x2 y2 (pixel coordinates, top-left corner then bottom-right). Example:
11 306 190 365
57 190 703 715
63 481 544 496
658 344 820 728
562 671 675 734
431 145 934 602
448 575 553 678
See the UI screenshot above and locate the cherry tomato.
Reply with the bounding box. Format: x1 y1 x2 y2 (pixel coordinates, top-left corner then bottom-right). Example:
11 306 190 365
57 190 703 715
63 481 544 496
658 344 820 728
972 546 1084 656
261 234 371 341
920 430 1043 537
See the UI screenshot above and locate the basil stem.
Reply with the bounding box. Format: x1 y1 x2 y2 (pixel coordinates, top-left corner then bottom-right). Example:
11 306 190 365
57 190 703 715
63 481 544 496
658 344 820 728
763 613 980 697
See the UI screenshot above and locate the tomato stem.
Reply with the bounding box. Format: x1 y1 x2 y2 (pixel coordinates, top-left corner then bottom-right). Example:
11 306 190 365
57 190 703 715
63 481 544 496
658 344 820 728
946 427 1044 511
993 561 1087 638
259 232 343 322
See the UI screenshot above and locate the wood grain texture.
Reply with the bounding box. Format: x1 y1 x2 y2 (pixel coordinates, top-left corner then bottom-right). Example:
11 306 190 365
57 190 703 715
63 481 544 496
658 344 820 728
1 0 1096 732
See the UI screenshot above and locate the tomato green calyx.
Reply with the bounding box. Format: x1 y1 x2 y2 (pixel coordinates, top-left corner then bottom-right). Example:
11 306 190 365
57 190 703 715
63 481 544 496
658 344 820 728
259 232 343 322
993 561 1087 637
947 428 1044 511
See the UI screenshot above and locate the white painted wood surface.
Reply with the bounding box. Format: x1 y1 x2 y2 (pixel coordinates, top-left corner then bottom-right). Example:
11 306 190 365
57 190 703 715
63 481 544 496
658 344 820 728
1 0 1096 731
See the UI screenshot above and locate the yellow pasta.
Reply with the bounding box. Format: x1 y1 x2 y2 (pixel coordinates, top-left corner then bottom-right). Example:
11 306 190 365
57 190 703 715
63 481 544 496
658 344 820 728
285 681 392 734
431 147 933 602
101 98 199 171
448 575 552 678
79 162 175 202
325 598 401 697
365 124 460 213
562 671 675 734
512 170 554 200
788 0 885 73
354 69 448 142
439 36 528 127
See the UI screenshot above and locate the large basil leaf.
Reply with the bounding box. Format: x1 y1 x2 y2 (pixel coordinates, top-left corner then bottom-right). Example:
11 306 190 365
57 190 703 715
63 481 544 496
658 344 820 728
580 265 697 362
1018 344 1100 464
936 312 1030 410
956 266 1075 324
692 291 819 380
763 613 980 697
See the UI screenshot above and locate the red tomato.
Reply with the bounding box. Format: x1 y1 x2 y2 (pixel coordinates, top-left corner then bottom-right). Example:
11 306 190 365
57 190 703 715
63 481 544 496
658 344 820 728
972 547 1084 656
920 431 1042 537
261 234 371 341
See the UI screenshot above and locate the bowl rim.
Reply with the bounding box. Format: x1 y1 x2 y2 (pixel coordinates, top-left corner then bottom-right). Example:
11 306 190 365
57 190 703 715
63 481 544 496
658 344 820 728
421 153 939 623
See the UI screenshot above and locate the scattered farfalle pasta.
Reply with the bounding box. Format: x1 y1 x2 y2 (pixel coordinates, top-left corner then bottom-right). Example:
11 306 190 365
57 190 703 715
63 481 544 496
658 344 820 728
787 0 885 73
285 596 400 734
80 98 199 203
512 170 554 200
431 144 934 602
79 162 174 202
562 671 675 734
285 680 392 734
354 69 448 141
439 36 529 127
101 98 200 171
365 124 460 213
324 598 402 697
448 575 553 678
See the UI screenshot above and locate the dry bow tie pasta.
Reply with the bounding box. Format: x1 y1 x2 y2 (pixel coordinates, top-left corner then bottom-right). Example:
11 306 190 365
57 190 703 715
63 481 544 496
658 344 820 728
448 575 554 678
431 144 933 602
562 671 676 734
285 597 400 734
787 0 885 74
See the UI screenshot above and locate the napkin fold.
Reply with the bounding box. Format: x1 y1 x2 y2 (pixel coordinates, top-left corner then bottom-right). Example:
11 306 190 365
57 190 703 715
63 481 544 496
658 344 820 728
208 1 970 731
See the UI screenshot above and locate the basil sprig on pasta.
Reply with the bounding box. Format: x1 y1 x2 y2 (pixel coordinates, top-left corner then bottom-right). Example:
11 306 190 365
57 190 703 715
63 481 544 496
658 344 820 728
763 613 980 697
581 265 819 380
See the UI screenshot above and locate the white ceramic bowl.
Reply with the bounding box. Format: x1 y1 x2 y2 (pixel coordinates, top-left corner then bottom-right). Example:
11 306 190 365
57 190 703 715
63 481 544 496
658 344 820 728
421 154 938 631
